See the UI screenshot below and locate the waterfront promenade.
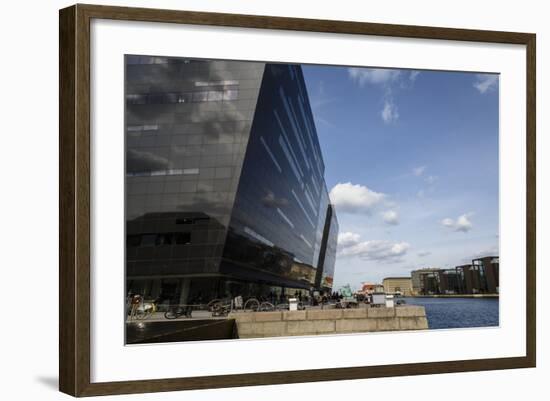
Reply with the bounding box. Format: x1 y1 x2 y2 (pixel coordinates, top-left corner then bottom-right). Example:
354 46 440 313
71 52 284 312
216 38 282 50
230 304 428 338
126 304 429 343
410 294 499 298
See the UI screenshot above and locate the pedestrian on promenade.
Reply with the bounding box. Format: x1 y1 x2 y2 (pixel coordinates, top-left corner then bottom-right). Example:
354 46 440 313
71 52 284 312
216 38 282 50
130 294 142 319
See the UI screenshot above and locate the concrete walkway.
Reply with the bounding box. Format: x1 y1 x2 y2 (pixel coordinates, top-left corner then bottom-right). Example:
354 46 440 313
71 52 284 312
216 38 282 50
126 310 220 323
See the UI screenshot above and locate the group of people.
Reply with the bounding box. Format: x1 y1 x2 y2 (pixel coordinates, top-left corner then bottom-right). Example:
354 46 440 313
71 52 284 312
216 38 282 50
263 290 346 306
126 288 351 315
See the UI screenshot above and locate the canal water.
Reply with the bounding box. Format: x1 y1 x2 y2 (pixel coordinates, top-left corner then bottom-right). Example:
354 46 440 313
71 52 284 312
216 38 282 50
403 297 499 329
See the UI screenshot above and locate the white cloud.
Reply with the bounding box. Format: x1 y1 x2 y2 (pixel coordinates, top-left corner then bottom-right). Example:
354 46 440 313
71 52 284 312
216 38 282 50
338 232 410 262
309 80 338 127
348 68 401 86
348 67 410 124
441 213 473 233
381 99 399 123
329 182 386 214
413 165 427 176
474 74 498 94
409 71 420 82
455 214 473 232
337 232 361 248
382 210 399 225
417 251 431 257
340 239 410 262
441 218 455 228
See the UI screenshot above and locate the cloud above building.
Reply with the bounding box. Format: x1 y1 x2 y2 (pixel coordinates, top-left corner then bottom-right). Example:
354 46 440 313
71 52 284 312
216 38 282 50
347 67 412 124
329 182 386 214
347 68 401 86
441 213 474 233
382 210 399 225
337 231 410 262
381 99 399 123
409 71 421 82
337 232 361 248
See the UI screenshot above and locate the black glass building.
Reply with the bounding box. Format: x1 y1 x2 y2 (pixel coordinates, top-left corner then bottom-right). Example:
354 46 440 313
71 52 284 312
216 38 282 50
125 56 338 306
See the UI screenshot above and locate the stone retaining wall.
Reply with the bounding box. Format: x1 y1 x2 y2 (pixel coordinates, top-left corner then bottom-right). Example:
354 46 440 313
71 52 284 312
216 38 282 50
228 305 428 338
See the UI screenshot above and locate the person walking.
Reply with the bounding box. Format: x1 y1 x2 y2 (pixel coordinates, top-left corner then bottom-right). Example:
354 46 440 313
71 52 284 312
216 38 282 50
130 294 142 319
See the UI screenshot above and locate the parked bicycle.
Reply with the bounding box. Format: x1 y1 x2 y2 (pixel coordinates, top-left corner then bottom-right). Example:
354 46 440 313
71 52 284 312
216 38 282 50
205 296 274 317
131 298 157 320
164 305 192 319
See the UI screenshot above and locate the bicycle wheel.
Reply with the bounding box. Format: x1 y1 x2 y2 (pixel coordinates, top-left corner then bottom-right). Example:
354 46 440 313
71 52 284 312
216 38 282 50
259 302 275 312
244 298 260 312
211 304 227 317
207 299 222 312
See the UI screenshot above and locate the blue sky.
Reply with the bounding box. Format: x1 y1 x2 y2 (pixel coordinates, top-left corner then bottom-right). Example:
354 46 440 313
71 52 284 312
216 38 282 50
302 65 499 290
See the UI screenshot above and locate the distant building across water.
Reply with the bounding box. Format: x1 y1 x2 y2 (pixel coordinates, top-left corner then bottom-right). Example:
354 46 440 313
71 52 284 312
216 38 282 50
382 277 413 296
409 256 499 295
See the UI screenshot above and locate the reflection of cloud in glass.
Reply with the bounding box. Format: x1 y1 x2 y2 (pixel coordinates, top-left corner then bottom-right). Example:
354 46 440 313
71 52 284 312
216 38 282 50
126 149 169 173
262 190 289 208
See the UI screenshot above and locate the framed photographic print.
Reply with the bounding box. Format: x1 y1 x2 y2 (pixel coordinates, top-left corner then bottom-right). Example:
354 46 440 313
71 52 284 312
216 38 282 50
59 3 536 397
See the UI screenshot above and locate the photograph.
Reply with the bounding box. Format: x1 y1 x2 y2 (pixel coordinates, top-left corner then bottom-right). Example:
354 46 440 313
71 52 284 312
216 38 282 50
124 55 500 344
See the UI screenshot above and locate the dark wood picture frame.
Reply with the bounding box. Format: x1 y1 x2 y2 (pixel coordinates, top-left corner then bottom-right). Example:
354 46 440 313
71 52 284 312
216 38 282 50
59 3 536 397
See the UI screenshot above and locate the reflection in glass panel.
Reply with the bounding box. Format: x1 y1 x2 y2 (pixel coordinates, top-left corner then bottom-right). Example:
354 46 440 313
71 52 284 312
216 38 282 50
125 56 338 340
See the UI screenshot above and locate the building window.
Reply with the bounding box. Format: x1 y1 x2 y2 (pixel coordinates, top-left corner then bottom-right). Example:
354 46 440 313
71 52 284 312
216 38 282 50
244 226 274 247
278 135 302 183
303 187 318 216
126 168 199 177
300 234 312 248
207 91 224 102
127 232 192 247
273 109 304 177
177 93 192 103
279 87 310 171
260 136 282 173
127 124 159 133
276 207 295 229
223 89 239 101
195 80 239 87
192 91 209 102
291 189 315 228
156 233 172 245
126 90 240 105
175 232 191 245
127 235 141 247
140 234 157 247
126 94 147 105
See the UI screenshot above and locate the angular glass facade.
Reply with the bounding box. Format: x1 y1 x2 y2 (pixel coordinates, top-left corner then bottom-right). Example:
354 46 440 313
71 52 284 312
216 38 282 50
125 56 338 305
318 204 339 291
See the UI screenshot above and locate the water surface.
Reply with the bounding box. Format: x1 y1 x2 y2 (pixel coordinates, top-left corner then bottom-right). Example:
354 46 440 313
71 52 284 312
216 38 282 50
403 297 499 329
